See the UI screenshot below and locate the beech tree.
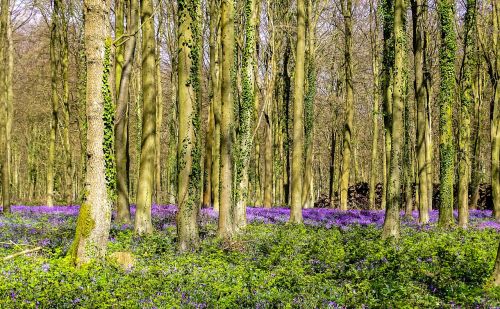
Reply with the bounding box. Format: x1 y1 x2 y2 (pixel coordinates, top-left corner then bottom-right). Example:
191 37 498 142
437 0 456 227
134 0 157 235
176 0 202 251
218 0 236 237
114 0 139 224
290 0 306 223
69 0 111 265
0 0 11 213
382 0 406 238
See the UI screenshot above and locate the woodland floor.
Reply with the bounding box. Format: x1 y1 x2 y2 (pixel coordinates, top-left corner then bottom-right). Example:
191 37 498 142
0 205 499 308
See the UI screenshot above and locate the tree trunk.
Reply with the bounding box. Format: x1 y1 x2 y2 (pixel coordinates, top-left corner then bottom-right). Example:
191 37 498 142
382 0 405 239
235 0 257 225
47 0 61 207
290 0 306 222
155 40 163 205
176 0 202 251
381 0 394 212
302 0 316 210
369 0 380 210
69 0 111 265
458 0 477 228
339 0 354 212
134 0 156 235
218 0 235 238
491 0 500 221
437 0 457 227
115 0 138 224
209 0 221 212
0 0 9 213
411 0 429 223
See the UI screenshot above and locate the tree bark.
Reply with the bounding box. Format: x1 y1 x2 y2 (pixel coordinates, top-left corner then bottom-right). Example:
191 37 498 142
134 0 157 235
290 0 306 222
458 0 477 228
437 0 457 227
339 0 353 212
176 0 202 251
382 0 405 239
218 0 235 238
369 0 380 210
69 0 111 265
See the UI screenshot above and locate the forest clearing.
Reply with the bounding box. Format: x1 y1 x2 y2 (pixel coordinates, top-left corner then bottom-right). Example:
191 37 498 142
0 0 499 307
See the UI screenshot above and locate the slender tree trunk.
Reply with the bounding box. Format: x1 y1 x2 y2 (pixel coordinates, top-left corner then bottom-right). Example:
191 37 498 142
382 0 405 239
263 74 274 209
437 0 457 227
369 0 380 210
69 0 111 265
209 0 221 212
47 0 61 207
115 0 138 224
490 0 500 221
339 0 353 211
458 0 477 228
155 41 163 204
0 0 10 213
302 0 316 209
470 69 483 209
411 0 429 223
134 0 156 235
176 0 202 251
234 0 257 225
59 2 72 205
381 0 394 211
218 0 235 238
290 0 306 222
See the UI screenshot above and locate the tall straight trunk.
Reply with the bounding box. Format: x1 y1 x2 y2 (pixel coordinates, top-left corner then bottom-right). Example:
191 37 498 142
69 0 111 265
282 40 291 206
329 130 336 206
155 42 163 204
369 0 380 210
0 0 10 213
458 0 477 228
404 79 413 218
176 0 202 251
339 0 353 211
437 0 457 227
423 1 433 211
203 104 213 209
263 26 276 209
470 68 483 209
47 0 61 207
235 0 257 225
290 0 306 222
381 0 394 211
411 0 429 223
60 2 72 205
491 0 500 221
302 0 316 209
134 0 156 235
263 66 274 209
382 0 405 239
218 0 235 238
209 0 221 212
115 0 138 224
252 1 261 208
4 0 11 211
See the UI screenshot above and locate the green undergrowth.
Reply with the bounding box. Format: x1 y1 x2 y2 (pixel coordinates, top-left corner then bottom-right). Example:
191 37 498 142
0 220 499 308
